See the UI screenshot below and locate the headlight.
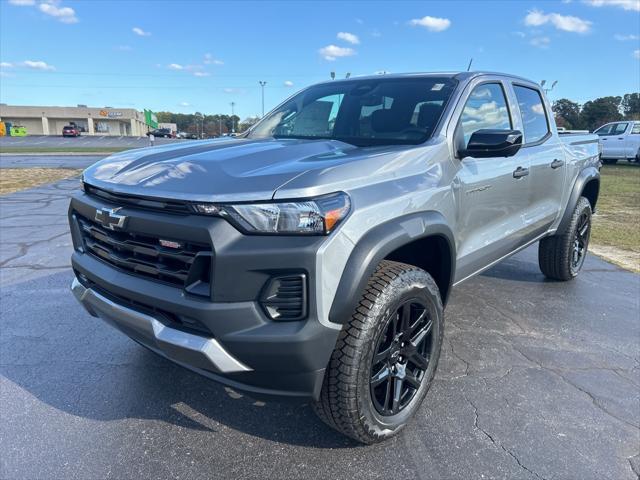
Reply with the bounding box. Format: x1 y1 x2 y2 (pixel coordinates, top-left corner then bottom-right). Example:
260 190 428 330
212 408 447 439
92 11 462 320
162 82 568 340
193 192 350 235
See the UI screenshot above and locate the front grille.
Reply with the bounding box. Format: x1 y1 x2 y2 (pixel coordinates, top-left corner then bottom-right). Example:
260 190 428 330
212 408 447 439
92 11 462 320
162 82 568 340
84 184 191 215
77 214 211 290
260 274 307 321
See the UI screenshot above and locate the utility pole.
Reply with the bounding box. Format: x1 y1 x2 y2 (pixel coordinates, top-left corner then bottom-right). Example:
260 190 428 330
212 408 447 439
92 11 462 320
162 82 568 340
259 81 267 117
540 80 558 97
218 116 222 137
230 102 236 133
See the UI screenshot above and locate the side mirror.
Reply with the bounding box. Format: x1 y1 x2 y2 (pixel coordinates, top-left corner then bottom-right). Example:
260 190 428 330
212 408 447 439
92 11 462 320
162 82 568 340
460 129 523 158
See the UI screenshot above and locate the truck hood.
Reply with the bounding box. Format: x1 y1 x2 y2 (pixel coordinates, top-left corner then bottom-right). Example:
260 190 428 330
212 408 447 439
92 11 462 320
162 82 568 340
84 137 442 202
84 138 361 202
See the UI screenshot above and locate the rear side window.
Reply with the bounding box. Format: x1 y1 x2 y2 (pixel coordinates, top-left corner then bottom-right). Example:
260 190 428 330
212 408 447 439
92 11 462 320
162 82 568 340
459 83 511 147
632 123 640 135
513 85 549 144
612 123 629 135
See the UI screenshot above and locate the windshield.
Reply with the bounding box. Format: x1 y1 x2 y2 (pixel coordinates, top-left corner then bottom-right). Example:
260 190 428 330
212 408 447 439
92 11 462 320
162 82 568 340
247 77 457 147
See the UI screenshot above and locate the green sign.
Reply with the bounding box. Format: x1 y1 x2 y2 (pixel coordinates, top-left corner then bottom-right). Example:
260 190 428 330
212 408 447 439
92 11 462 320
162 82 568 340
144 109 158 128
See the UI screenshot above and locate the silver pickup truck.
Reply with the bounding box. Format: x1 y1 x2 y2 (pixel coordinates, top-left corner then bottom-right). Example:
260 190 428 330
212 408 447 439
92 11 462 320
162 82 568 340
69 71 600 443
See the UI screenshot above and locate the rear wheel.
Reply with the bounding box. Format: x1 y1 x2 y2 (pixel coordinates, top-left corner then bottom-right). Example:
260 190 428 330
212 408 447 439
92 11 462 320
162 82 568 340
538 196 592 280
313 260 444 444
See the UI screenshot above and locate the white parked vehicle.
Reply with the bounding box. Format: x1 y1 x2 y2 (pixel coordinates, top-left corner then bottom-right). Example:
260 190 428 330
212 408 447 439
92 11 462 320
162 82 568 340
594 121 640 164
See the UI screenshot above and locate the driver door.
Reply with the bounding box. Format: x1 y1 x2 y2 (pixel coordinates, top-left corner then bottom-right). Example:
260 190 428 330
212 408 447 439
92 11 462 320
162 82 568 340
452 81 531 282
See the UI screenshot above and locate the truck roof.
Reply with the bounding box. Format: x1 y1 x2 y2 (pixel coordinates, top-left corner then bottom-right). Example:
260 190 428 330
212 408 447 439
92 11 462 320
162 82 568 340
316 71 537 86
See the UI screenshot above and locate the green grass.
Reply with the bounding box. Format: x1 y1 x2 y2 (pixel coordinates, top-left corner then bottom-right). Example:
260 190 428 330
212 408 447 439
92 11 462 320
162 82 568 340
0 168 83 195
0 147 130 154
591 163 640 263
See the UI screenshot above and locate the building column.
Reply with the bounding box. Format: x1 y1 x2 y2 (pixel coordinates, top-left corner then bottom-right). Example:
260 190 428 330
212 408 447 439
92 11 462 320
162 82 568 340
87 117 95 135
41 117 50 135
130 118 138 137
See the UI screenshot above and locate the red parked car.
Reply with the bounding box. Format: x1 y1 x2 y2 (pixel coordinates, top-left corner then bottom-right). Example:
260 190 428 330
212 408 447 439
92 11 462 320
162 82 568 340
62 125 81 137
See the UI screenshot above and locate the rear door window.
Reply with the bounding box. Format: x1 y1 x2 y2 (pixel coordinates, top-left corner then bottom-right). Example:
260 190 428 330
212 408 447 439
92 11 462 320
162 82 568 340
631 123 640 135
513 85 550 144
612 123 629 135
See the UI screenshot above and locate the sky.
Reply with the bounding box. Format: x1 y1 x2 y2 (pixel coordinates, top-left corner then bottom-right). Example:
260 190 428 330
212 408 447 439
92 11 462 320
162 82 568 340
0 0 639 120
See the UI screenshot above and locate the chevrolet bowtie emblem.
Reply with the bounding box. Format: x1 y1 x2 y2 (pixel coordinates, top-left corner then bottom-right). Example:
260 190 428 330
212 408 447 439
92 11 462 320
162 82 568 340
95 207 127 230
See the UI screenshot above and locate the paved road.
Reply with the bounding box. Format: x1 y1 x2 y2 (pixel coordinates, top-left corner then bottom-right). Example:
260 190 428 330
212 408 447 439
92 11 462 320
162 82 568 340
0 154 105 169
0 135 182 149
1 179 639 480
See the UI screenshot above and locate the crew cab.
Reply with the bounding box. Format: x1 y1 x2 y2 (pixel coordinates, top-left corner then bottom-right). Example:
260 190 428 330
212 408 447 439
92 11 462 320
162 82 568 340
69 72 600 444
594 121 640 164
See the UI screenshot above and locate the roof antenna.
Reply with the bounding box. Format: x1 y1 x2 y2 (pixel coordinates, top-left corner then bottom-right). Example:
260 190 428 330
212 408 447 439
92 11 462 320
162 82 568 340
466 58 473 72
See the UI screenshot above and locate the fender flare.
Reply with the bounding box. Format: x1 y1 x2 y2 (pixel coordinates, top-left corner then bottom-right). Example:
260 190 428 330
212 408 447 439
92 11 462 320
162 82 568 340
557 166 600 233
328 211 456 325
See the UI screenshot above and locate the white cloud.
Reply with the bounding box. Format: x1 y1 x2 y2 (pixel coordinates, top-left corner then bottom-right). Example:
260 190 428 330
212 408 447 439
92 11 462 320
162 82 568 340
530 36 551 48
23 60 55 71
39 2 78 23
115 45 132 51
318 44 356 61
179 101 191 107
513 31 526 38
634 49 640 59
584 0 640 11
524 10 591 33
0 62 14 68
408 16 451 32
203 53 224 65
337 32 360 44
193 71 210 77
8 0 35 5
167 63 184 70
284 80 294 87
355 18 364 24
132 27 151 36
614 34 640 40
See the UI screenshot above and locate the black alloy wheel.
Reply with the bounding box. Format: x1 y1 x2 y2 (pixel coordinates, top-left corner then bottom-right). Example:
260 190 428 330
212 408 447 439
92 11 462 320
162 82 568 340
370 299 433 416
571 210 590 274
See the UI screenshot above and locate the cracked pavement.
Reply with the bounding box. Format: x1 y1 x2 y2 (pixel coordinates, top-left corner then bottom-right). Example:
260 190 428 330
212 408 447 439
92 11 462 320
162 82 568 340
1 178 639 480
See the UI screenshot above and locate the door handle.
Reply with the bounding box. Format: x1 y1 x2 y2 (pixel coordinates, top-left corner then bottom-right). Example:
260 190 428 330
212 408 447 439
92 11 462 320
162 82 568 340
513 166 529 179
551 159 565 169
618 137 624 140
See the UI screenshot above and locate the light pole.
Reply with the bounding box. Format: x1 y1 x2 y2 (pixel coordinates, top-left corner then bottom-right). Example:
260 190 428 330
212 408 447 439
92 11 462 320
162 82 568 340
230 102 236 133
259 81 267 117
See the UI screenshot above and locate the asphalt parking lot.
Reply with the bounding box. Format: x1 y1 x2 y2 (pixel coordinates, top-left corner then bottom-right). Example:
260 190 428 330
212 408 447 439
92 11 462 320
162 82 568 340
0 154 104 169
0 134 182 149
1 178 639 480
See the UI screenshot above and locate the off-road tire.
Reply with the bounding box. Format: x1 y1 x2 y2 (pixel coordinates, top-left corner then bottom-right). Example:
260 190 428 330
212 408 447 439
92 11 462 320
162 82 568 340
312 260 444 444
538 196 592 281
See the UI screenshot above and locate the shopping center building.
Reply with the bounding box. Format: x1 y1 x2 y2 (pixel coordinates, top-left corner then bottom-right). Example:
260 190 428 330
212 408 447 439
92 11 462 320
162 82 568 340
0 104 156 136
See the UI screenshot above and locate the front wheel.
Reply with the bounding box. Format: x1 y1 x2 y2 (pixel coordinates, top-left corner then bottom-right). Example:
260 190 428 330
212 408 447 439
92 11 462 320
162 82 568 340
313 260 444 444
538 196 592 281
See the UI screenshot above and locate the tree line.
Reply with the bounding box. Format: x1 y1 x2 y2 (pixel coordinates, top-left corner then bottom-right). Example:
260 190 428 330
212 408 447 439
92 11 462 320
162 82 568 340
553 93 639 131
155 112 255 137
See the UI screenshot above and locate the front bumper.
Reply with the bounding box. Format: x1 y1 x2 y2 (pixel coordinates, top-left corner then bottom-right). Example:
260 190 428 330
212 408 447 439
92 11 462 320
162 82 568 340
68 191 341 400
71 277 251 374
